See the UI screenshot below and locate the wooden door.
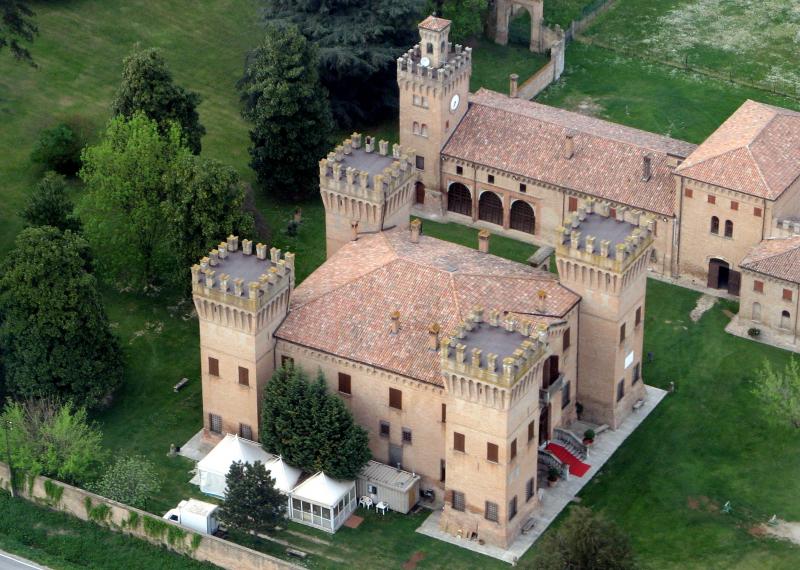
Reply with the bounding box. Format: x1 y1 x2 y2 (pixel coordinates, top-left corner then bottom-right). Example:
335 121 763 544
728 270 741 296
415 182 425 204
539 404 550 445
707 260 721 288
389 444 403 469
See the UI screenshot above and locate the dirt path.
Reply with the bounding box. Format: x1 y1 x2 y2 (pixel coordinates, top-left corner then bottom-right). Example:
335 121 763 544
690 294 717 322
762 520 800 546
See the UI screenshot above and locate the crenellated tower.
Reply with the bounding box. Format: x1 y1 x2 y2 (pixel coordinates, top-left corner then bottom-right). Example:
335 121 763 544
438 307 549 547
554 202 654 428
191 236 295 441
319 133 416 258
397 16 472 208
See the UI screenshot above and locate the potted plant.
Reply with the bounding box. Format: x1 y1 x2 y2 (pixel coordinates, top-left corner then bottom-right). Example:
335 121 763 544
748 327 761 338
547 467 560 487
583 429 595 446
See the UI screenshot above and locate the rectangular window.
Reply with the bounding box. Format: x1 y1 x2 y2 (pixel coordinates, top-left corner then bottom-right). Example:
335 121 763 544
526 478 535 502
209 413 222 434
707 194 716 204
620 323 626 343
452 491 465 512
454 432 465 452
441 403 447 423
617 379 625 402
510 438 517 461
784 289 793 302
379 420 390 438
731 200 739 211
508 496 518 521
440 459 446 482
389 387 402 410
610 207 617 219
208 357 219 377
563 328 571 351
238 366 249 386
633 363 641 384
519 183 527 193
402 427 412 444
635 306 642 327
338 373 351 395
456 165 463 175
239 423 253 440
487 442 499 463
562 381 571 408
754 280 764 293
754 207 762 217
488 174 495 184
485 501 498 522
684 187 693 198
568 197 578 212
528 421 535 442
281 355 294 368
415 156 425 170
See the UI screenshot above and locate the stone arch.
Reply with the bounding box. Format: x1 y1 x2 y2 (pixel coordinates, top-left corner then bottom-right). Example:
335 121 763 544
493 0 544 52
478 191 503 225
447 182 472 217
510 200 535 234
781 310 792 330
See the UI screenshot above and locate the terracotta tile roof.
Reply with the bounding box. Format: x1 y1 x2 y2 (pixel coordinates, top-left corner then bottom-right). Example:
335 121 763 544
419 15 451 31
442 89 697 216
676 100 800 199
740 236 800 284
276 229 579 386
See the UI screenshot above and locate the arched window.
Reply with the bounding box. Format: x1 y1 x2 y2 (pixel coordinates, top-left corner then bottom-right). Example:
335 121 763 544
426 42 433 54
478 191 503 226
447 183 472 217
421 124 429 137
510 201 535 234
725 220 734 238
710 216 720 234
413 121 420 135
441 41 446 53
752 302 761 322
781 310 791 330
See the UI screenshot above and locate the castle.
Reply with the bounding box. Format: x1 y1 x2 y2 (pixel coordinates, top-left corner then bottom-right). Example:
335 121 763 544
192 16 800 549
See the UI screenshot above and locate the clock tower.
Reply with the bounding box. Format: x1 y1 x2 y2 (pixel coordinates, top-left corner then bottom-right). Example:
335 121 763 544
398 16 472 209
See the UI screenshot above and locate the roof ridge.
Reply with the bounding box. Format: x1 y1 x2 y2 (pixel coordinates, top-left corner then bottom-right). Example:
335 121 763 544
745 144 772 195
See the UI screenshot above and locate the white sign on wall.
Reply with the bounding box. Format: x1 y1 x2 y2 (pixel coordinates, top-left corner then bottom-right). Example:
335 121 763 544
624 351 635 369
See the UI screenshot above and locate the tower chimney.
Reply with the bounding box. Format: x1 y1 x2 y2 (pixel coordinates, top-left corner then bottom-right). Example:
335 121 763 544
350 220 359 242
410 218 422 244
642 154 652 182
564 132 575 160
428 323 440 351
390 310 401 334
509 73 519 98
478 229 490 253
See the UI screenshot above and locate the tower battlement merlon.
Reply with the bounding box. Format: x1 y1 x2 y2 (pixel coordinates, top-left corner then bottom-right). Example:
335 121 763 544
319 133 416 204
555 207 655 272
190 235 295 311
440 306 549 387
396 44 473 82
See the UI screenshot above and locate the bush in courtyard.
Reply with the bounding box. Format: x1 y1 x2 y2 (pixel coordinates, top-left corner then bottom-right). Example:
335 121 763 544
93 455 161 509
217 460 285 535
30 122 84 176
748 327 761 338
21 171 82 232
753 358 800 428
524 506 638 570
260 366 371 480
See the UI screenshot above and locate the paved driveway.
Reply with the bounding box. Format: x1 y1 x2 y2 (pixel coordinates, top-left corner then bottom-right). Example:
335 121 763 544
0 551 48 570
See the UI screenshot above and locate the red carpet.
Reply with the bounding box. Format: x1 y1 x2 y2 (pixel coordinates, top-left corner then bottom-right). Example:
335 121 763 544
546 442 591 477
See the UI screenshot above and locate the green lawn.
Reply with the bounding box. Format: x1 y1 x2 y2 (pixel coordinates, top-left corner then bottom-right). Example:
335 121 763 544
537 42 800 144
469 38 547 94
583 0 800 96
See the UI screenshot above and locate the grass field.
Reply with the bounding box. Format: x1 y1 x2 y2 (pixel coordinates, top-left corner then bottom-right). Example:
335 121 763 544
469 38 547 94
583 0 800 95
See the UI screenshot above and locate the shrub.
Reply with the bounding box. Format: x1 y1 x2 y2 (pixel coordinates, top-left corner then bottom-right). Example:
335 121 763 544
584 429 596 441
31 123 84 176
548 466 560 481
286 220 299 237
748 327 761 338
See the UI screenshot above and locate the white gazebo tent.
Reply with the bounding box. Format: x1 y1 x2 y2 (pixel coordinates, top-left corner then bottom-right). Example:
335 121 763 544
197 434 275 498
264 456 302 493
289 472 357 533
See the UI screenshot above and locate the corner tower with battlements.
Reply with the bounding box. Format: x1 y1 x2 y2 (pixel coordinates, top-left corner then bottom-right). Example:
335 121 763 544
398 16 471 212
555 203 653 428
191 236 295 441
439 308 550 547
320 133 416 258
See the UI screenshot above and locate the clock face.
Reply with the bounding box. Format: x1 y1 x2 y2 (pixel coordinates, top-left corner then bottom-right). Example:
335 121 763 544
450 94 460 112
420 56 431 67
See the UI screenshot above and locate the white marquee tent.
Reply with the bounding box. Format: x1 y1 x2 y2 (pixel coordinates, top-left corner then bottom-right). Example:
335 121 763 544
289 472 357 532
264 456 302 493
197 434 275 498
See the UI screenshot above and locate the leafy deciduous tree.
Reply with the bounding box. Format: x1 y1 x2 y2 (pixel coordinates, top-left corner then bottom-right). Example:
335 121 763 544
754 358 800 428
30 123 85 176
0 399 106 486
217 460 286 534
239 24 333 202
0 0 37 63
427 0 489 44
0 226 123 408
112 47 205 154
524 506 638 570
93 455 161 509
261 367 370 480
21 172 82 232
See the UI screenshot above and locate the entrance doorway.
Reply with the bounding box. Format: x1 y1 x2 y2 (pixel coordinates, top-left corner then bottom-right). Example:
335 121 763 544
415 182 425 205
389 444 403 469
707 258 741 295
539 404 550 445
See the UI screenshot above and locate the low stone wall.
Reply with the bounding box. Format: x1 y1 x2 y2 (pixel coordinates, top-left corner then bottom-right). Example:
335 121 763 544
567 0 616 39
518 39 565 100
0 462 299 570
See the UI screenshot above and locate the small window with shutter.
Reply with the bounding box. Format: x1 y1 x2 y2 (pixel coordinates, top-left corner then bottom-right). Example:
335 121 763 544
754 280 764 293
454 432 465 452
208 357 219 377
485 501 498 522
487 442 498 463
568 197 578 212
338 373 351 395
402 427 412 444
379 420 390 438
510 439 517 461
441 403 446 423
239 423 253 440
389 388 402 410
209 413 222 434
528 421 535 442
563 328 571 351
784 289 793 302
452 491 465 511
636 306 642 327
238 366 249 386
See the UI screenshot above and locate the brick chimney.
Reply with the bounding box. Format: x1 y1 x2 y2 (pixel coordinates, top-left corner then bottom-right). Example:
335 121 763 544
350 219 359 242
410 218 422 243
390 310 401 334
563 132 575 160
509 73 519 98
428 323 440 351
536 289 548 313
478 229 490 253
642 154 652 182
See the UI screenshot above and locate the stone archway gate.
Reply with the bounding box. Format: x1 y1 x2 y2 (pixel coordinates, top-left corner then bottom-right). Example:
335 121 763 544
492 0 545 53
